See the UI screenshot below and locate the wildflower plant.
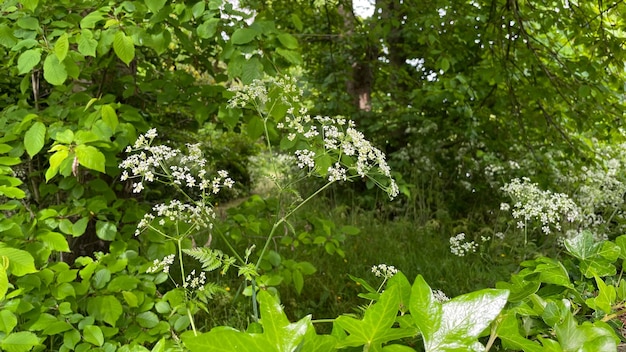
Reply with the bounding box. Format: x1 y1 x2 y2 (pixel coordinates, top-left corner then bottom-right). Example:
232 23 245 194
121 74 400 332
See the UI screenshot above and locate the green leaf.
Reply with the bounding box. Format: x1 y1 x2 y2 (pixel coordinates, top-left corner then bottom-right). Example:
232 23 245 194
83 325 104 346
277 33 298 49
276 48 301 65
410 275 441 342
0 247 37 276
0 266 7 302
185 328 275 351
46 148 69 181
0 24 17 48
95 221 117 241
197 18 220 39
38 231 70 252
0 310 17 334
87 295 123 327
496 313 543 352
1 331 39 352
100 104 118 131
55 33 69 62
75 144 106 173
145 0 167 13
17 17 39 30
231 28 257 45
24 121 46 158
80 11 105 29
113 31 135 66
137 311 159 328
0 186 26 199
78 29 98 57
20 0 39 12
43 54 67 86
337 285 416 350
17 48 41 75
192 2 206 18
247 116 265 139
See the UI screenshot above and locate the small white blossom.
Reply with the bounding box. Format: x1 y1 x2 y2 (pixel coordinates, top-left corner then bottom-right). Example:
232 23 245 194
371 264 398 278
147 254 175 273
449 233 478 257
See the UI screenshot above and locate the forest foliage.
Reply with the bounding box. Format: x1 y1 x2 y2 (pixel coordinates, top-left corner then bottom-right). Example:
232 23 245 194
1 0 626 350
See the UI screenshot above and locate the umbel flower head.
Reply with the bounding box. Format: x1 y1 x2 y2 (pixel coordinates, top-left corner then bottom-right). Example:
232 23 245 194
228 75 399 199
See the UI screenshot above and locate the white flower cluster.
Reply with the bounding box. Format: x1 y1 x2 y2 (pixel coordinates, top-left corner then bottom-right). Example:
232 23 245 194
135 200 216 236
501 177 581 234
147 254 175 273
433 289 450 303
183 269 207 290
228 76 399 199
449 233 478 257
371 264 398 279
119 129 234 195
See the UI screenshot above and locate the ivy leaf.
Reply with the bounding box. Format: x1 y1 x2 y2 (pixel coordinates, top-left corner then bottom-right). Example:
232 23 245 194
336 284 417 350
43 54 67 86
496 313 543 352
24 121 46 158
113 31 135 66
75 144 106 173
55 33 69 62
410 275 441 342
231 28 257 45
17 48 41 74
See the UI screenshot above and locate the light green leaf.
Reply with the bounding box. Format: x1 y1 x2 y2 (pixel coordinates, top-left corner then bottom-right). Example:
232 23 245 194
0 310 17 334
100 104 118 131
1 331 39 352
0 186 26 199
197 18 220 39
277 33 298 49
95 221 117 241
20 0 39 12
43 54 67 86
46 148 69 182
410 275 441 342
75 144 106 173
192 2 206 18
184 329 275 351
55 33 69 62
113 31 135 66
80 11 106 29
0 266 7 302
0 247 37 276
24 121 46 158
78 29 98 57
231 28 257 45
145 0 167 13
87 295 122 327
136 311 159 329
17 48 41 75
38 231 70 252
83 325 104 346
496 313 543 352
247 116 265 139
258 290 310 351
0 24 17 48
275 48 301 65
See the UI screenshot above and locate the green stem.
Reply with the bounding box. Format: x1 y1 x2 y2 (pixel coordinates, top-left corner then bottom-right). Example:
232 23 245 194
177 237 198 336
254 181 335 270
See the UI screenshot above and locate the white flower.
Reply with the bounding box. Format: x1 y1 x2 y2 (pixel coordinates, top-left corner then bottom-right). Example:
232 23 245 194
371 264 398 278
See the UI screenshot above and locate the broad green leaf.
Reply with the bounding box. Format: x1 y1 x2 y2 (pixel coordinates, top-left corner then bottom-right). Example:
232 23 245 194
113 31 135 66
20 0 39 12
0 247 37 276
588 275 616 314
24 121 46 158
80 11 106 29
17 48 41 74
192 2 206 18
0 186 25 199
564 230 599 260
410 275 441 342
87 295 122 326
184 329 276 351
0 310 17 334
382 345 417 352
0 266 7 302
0 24 17 48
555 311 619 351
258 290 310 351
100 104 118 131
1 331 39 352
336 285 416 350
241 57 263 84
46 148 69 181
276 48 301 65
136 311 159 328
72 217 89 236
83 325 104 346
197 18 220 39
277 33 298 49
77 29 98 57
43 54 67 86
55 33 69 62
388 272 411 314
145 0 167 13
95 221 117 241
38 231 70 252
75 144 106 173
231 28 257 45
17 17 39 30
496 313 543 352
247 116 265 139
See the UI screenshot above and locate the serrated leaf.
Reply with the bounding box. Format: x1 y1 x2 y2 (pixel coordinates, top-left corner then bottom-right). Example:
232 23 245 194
24 121 46 158
75 144 106 173
113 31 135 66
231 28 257 45
55 33 69 61
277 33 298 49
78 29 98 57
43 54 67 86
1 331 39 352
17 48 41 74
